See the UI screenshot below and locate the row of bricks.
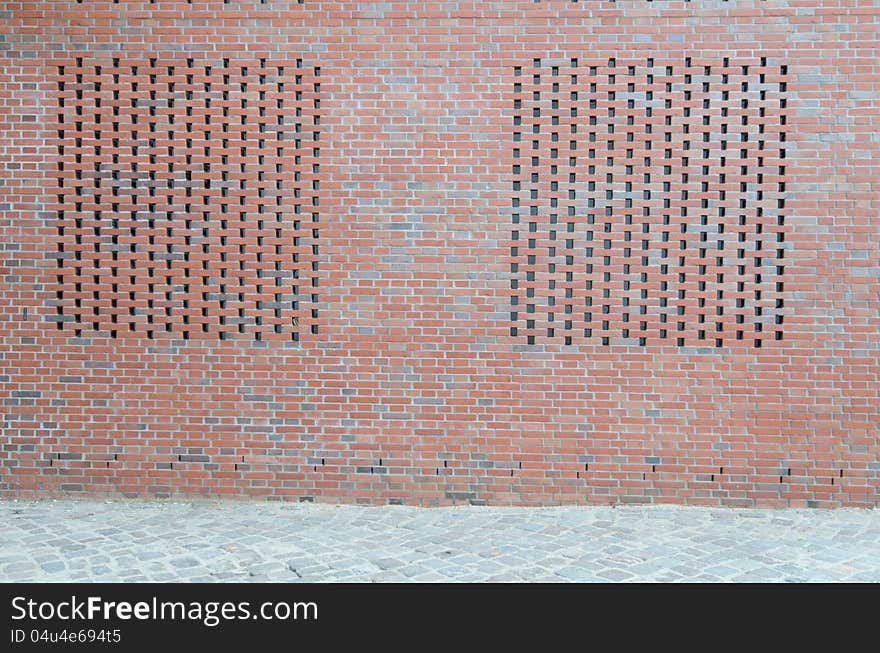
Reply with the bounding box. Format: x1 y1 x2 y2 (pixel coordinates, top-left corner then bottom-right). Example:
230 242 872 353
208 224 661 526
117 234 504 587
15 465 877 487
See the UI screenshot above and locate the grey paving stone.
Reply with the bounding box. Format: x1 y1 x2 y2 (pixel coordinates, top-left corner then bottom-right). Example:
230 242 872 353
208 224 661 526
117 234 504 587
169 557 201 569
597 568 635 582
39 561 66 573
4 562 36 574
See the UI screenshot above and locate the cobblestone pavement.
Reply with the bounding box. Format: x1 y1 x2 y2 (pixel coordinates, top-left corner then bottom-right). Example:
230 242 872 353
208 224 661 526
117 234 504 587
1 501 878 582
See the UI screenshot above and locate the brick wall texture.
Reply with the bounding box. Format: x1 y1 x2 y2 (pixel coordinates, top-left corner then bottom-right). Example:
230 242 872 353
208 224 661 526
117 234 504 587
1 1 878 507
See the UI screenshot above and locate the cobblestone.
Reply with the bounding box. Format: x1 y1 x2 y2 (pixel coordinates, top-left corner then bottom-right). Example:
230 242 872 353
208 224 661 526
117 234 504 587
0 501 877 583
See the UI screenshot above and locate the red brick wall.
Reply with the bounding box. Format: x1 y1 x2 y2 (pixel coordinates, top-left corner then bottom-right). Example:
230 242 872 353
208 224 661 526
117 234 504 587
2 1 878 507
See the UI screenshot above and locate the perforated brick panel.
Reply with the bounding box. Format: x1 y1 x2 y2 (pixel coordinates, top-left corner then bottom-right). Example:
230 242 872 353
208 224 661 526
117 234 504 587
510 57 787 347
51 57 320 340
557 1 730 3
72 0 306 5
